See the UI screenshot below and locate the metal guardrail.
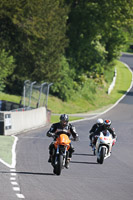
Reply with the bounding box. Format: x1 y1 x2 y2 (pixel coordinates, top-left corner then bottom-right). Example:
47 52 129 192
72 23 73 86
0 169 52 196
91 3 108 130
108 68 117 95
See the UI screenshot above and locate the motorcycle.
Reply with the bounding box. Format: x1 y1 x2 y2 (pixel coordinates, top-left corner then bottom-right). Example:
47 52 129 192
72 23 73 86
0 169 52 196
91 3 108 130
51 132 71 175
92 130 116 164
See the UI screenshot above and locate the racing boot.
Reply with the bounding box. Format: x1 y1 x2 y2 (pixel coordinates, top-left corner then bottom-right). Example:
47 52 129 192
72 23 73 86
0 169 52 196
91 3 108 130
65 158 71 169
89 141 92 146
48 155 52 163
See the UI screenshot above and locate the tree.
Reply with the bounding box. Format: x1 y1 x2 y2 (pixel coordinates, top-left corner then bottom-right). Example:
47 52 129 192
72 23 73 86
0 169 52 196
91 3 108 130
0 49 15 91
66 0 133 76
0 0 69 94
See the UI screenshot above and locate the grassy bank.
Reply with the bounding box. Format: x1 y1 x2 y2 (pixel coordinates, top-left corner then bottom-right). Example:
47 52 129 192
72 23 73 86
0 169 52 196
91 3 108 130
48 61 132 114
49 60 132 123
0 92 21 103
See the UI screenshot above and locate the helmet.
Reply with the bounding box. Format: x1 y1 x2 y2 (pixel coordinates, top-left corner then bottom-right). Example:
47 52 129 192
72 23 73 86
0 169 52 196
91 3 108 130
97 118 103 126
60 114 69 126
104 119 111 128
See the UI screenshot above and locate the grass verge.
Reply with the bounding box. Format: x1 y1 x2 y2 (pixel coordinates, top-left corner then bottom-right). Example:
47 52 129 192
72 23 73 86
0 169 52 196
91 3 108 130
0 136 14 165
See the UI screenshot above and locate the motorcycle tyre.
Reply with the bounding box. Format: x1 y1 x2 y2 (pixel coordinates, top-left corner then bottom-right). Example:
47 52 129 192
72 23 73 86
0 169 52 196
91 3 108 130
98 147 105 164
53 154 63 176
97 158 100 163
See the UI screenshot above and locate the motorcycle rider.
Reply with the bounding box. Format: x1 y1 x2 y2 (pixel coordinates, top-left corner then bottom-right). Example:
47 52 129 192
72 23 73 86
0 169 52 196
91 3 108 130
89 118 104 146
92 119 117 146
46 114 79 167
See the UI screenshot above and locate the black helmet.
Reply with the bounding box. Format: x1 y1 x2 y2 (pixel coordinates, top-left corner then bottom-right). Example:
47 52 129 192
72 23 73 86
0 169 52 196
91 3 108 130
104 119 111 128
60 114 69 126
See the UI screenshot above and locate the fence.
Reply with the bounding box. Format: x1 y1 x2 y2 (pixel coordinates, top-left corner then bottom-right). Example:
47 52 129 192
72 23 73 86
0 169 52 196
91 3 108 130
20 80 53 110
0 81 53 135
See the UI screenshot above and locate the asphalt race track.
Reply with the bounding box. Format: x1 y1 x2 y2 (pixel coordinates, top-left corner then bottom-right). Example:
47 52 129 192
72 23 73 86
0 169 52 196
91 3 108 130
0 53 133 200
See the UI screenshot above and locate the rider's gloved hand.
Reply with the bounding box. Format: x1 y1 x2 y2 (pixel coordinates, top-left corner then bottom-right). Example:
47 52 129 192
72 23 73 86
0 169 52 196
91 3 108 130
47 132 55 138
112 138 116 146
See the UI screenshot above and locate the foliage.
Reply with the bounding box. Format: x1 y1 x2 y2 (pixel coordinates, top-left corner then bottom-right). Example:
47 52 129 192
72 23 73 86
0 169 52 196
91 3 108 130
0 0 133 101
121 27 133 52
66 0 133 77
51 56 75 101
0 49 15 91
0 0 69 94
103 63 115 83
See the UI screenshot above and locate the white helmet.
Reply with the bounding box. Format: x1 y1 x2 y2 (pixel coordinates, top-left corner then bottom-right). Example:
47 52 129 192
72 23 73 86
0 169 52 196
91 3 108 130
97 118 103 125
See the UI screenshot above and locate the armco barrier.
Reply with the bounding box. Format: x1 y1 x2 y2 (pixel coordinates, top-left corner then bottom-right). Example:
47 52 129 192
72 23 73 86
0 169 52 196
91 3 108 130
108 68 117 95
0 107 50 136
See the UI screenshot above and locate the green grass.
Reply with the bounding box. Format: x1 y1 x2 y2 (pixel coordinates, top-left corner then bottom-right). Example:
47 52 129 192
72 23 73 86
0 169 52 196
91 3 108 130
0 92 21 103
0 136 14 165
51 115 83 123
109 61 132 100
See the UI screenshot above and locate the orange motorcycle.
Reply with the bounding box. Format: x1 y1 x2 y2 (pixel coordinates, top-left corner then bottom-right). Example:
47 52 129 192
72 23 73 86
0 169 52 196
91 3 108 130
51 133 71 175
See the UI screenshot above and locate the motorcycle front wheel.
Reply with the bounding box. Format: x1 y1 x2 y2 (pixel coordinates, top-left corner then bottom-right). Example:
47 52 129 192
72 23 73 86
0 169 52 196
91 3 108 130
97 147 105 164
53 154 63 175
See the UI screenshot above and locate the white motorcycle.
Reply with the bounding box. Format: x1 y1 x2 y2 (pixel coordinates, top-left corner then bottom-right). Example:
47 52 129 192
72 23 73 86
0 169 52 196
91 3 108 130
93 130 116 164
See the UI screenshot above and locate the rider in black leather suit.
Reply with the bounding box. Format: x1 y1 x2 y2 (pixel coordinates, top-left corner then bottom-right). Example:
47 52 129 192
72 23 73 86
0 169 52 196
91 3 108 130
89 118 104 146
46 114 79 163
92 119 117 145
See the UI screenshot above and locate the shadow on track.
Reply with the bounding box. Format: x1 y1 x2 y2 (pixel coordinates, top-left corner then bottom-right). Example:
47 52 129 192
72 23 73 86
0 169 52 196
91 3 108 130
73 153 94 157
0 171 54 176
72 152 97 164
70 160 98 165
127 91 133 96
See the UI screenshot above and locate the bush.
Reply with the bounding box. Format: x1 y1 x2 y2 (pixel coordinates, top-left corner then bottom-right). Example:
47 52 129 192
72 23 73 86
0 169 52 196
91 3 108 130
51 56 75 101
0 49 16 91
